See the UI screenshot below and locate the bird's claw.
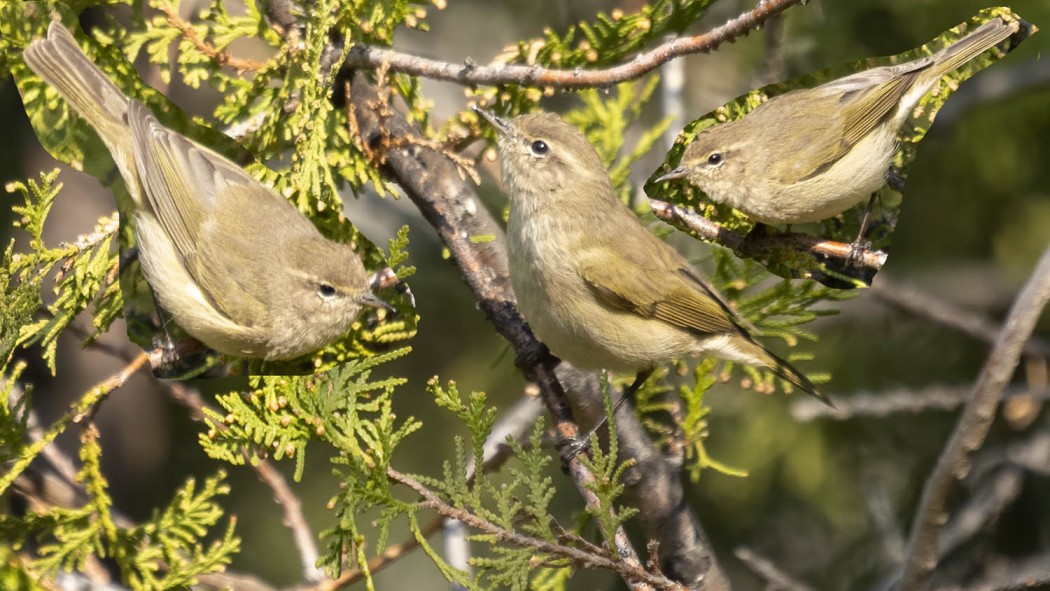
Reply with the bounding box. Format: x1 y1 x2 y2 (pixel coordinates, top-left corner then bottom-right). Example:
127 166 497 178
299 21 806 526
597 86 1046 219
846 240 872 268
557 435 591 471
514 340 553 371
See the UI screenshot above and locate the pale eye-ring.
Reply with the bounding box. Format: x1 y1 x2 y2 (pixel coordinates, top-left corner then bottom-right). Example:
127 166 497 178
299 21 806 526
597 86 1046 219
706 152 724 167
530 140 550 156
317 283 338 300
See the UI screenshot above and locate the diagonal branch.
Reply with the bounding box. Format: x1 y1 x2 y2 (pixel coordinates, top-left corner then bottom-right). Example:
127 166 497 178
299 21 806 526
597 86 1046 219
343 0 806 88
649 199 887 276
315 394 544 589
162 381 322 584
0 352 149 495
346 70 727 590
734 546 814 591
899 243 1050 589
346 69 654 588
388 468 680 590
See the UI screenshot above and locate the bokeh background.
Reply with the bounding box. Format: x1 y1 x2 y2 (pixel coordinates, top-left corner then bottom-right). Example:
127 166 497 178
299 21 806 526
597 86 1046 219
2 0 1049 588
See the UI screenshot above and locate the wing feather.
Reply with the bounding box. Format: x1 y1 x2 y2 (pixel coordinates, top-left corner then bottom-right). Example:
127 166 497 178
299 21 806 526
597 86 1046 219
578 248 740 336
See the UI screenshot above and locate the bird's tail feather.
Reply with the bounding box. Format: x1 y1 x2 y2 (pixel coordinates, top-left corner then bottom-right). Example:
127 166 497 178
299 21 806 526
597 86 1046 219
730 336 833 407
926 17 1018 82
23 21 130 151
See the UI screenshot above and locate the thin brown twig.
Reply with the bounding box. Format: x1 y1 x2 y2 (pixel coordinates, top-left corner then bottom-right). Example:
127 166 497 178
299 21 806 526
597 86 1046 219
73 352 149 423
648 199 887 274
159 0 805 91
155 2 266 72
899 243 1050 590
311 395 543 589
734 546 814 591
387 468 679 591
343 0 806 88
162 381 322 584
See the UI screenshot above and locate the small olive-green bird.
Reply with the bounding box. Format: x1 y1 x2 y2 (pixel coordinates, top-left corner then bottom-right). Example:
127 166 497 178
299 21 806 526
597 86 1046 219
24 21 386 360
657 17 1019 225
474 107 829 406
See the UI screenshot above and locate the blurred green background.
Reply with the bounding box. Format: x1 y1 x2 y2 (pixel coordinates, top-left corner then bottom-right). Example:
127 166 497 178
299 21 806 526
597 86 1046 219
2 0 1049 589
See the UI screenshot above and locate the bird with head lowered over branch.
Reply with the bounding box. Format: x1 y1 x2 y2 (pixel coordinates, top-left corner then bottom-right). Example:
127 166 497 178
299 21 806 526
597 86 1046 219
22 20 390 362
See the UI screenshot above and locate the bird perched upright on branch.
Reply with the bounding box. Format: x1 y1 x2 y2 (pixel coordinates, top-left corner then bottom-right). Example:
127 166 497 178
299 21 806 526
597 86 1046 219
475 107 831 417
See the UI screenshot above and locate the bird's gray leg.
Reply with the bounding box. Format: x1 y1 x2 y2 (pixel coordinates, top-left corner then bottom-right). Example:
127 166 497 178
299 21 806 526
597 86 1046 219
561 368 654 462
847 193 877 267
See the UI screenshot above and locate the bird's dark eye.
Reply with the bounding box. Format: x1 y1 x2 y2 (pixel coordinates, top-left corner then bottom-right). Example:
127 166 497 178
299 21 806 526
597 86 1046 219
317 283 337 299
530 140 549 156
707 152 724 166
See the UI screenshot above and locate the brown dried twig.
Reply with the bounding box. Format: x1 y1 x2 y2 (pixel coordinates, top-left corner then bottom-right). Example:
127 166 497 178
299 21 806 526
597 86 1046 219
387 468 680 591
343 0 806 88
648 199 887 275
162 0 807 91
155 2 266 72
345 69 662 589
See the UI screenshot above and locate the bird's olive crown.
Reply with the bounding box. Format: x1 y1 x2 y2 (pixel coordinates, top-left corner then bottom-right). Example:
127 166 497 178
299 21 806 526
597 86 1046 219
496 112 613 198
284 235 369 301
679 123 743 180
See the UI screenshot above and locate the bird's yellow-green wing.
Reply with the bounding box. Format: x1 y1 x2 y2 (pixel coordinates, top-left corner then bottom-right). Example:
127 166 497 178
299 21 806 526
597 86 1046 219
126 100 206 262
765 60 928 183
835 70 919 149
578 247 740 336
128 101 273 326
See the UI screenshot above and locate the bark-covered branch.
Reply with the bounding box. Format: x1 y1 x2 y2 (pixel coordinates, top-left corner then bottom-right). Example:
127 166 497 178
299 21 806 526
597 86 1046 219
388 468 679 590
649 199 887 277
899 243 1050 589
343 0 805 89
345 70 728 590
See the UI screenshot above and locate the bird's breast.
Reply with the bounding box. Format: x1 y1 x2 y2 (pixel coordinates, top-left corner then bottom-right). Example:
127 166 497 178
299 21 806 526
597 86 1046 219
505 209 699 372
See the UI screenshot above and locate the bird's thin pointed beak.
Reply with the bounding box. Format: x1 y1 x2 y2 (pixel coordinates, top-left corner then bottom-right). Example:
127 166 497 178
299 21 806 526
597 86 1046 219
655 166 689 183
472 106 512 136
360 291 395 313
